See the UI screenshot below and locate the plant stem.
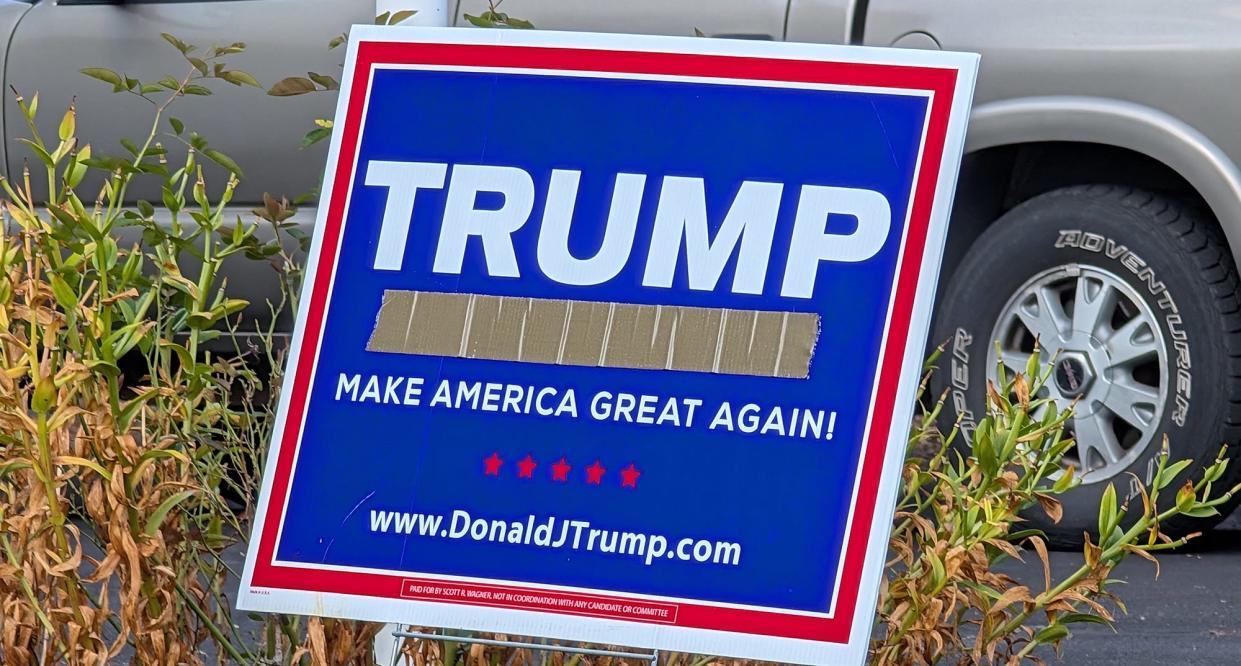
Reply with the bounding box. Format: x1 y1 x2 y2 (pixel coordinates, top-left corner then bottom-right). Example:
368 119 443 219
33 409 90 643
174 576 253 664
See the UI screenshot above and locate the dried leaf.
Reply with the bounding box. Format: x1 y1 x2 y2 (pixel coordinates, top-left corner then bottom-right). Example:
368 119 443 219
267 76 318 97
990 585 1032 614
308 616 328 664
1030 535 1051 592
1122 544 1161 579
1035 492 1063 524
1013 373 1030 409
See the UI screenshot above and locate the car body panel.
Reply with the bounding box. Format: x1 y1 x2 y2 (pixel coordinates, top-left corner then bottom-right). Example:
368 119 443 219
6 0 1241 324
3 0 371 204
489 0 1241 263
966 96 1241 266
0 0 34 173
453 0 791 40
863 0 1241 262
784 0 851 45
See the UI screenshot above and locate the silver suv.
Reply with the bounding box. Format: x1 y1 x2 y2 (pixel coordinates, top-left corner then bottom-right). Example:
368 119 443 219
3 0 1239 540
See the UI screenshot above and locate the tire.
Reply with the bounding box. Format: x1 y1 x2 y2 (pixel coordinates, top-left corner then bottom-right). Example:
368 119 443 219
930 185 1241 546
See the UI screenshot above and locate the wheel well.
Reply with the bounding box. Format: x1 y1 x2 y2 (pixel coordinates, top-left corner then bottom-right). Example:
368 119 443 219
939 141 1212 294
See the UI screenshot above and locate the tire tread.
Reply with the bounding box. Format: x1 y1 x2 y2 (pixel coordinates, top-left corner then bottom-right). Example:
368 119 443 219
1053 186 1241 544
943 184 1241 547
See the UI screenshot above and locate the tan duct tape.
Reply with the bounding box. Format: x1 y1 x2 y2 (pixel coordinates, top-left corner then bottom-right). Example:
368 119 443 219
366 290 820 379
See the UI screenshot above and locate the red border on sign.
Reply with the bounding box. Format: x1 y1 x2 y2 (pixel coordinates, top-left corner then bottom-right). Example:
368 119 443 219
250 41 958 644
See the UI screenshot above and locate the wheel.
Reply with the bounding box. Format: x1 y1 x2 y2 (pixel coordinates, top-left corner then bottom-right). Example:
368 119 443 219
930 185 1241 544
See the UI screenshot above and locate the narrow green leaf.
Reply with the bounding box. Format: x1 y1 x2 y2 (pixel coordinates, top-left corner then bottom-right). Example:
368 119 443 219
220 69 261 88
57 456 112 481
66 161 87 188
464 13 497 27
1098 483 1117 540
300 127 331 149
80 67 123 88
213 42 246 56
160 32 191 54
143 490 197 537
117 388 161 430
159 340 194 368
203 148 243 177
48 273 78 311
187 57 209 75
162 186 182 214
58 107 75 141
0 460 33 479
1158 459 1192 489
211 298 248 321
1058 613 1113 628
1032 623 1070 645
389 9 418 24
307 72 338 90
129 448 190 486
18 138 55 167
1181 505 1220 518
85 358 121 378
1052 465 1076 493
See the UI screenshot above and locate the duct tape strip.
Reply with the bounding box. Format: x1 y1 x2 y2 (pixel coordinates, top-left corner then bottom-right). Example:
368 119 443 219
366 290 820 379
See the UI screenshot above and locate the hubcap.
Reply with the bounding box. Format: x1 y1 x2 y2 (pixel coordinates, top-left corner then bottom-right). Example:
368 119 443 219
987 264 1168 483
1053 352 1094 397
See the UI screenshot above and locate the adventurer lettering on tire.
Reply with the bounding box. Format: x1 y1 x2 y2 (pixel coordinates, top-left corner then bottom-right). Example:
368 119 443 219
930 185 1241 545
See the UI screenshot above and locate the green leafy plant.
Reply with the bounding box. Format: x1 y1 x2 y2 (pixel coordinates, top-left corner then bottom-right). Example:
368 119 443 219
266 8 424 152
1 14 1229 666
267 4 534 155
384 348 1238 666
870 346 1239 665
0 34 342 665
464 0 536 29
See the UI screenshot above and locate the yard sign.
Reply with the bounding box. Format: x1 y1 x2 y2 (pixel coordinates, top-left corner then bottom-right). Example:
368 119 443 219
240 25 977 665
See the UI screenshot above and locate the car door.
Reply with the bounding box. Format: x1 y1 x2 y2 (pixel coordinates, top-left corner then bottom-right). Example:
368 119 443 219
453 0 790 40
4 0 372 204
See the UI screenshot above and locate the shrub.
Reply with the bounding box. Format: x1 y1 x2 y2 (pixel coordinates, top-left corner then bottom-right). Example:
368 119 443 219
0 35 371 665
389 350 1238 666
871 347 1239 665
0 23 1235 666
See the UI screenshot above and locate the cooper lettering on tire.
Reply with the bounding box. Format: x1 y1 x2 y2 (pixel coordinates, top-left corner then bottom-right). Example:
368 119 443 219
930 185 1241 545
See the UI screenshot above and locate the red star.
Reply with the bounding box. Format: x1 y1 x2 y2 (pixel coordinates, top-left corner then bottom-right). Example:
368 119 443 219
516 454 538 479
620 463 642 489
585 460 607 485
483 452 504 476
550 457 572 482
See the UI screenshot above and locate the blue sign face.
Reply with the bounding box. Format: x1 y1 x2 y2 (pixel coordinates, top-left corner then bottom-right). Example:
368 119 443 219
241 27 976 666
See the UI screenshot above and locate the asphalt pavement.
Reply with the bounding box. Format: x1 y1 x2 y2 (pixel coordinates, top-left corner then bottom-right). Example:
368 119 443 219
1013 513 1241 664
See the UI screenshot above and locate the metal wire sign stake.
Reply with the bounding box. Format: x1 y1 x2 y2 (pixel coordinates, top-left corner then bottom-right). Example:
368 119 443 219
387 629 658 666
238 23 978 666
